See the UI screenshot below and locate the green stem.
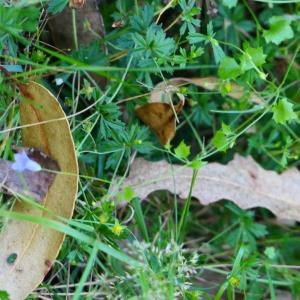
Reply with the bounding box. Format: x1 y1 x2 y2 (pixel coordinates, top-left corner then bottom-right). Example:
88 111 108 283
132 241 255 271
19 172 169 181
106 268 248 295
72 9 79 50
177 169 198 243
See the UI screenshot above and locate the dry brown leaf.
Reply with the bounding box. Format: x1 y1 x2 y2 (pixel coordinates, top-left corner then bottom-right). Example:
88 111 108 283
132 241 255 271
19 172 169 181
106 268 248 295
137 76 263 144
121 155 300 221
150 77 263 104
135 99 184 145
0 82 78 300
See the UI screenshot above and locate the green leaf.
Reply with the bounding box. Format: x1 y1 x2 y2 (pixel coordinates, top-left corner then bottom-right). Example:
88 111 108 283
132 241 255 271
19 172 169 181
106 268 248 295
272 98 297 125
218 56 241 80
0 6 39 55
222 0 237 8
263 16 294 45
264 247 276 260
48 0 68 14
179 0 201 35
212 131 228 152
130 4 154 32
211 39 225 64
188 32 207 44
132 25 175 63
0 290 9 300
222 122 233 136
116 186 136 203
174 140 191 159
212 123 234 152
188 159 207 170
240 46 266 72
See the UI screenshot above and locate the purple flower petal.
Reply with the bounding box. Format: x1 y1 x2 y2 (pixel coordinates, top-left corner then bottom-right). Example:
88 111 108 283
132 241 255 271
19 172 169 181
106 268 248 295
11 150 42 172
25 159 42 172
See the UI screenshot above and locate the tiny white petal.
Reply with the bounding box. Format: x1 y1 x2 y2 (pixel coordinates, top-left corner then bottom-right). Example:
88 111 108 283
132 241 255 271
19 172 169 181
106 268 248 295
25 160 42 172
55 78 64 86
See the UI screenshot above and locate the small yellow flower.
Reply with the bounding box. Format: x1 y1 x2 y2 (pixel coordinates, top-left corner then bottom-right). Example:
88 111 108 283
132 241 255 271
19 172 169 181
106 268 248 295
224 82 233 93
99 213 109 224
229 276 240 287
111 222 124 236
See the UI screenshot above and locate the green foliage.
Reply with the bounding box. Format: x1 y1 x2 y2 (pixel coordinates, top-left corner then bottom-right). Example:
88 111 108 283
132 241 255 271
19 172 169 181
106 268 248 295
272 98 297 125
172 45 204 67
212 123 235 152
213 5 255 47
240 46 266 72
101 124 151 170
188 21 225 63
116 186 136 203
48 0 68 14
222 0 237 9
0 6 39 55
130 5 175 66
174 140 191 160
263 16 294 45
0 290 9 300
218 56 241 79
179 0 201 35
0 0 300 299
226 204 268 250
132 25 175 66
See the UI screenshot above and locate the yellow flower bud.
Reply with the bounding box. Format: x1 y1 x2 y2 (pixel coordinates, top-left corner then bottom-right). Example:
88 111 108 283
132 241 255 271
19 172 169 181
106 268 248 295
111 223 124 236
99 213 109 224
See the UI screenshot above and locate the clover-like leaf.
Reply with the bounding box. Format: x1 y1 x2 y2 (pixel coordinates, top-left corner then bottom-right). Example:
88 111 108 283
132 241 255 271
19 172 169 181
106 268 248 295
174 140 191 160
272 98 297 125
218 56 241 80
263 16 294 45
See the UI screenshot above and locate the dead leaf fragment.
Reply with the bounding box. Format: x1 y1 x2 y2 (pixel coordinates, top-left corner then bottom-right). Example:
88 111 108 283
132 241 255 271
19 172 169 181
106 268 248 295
0 82 78 300
0 148 59 202
136 99 184 145
136 76 263 144
121 155 300 221
150 77 263 104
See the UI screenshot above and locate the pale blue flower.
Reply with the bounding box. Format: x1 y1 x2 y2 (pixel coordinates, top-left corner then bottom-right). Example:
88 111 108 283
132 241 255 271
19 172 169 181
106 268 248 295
11 150 42 172
55 78 64 86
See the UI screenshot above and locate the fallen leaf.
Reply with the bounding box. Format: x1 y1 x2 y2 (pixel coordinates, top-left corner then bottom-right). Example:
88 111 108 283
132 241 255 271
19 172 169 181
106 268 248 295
136 98 184 145
121 155 300 221
137 76 263 144
150 77 263 104
0 82 78 300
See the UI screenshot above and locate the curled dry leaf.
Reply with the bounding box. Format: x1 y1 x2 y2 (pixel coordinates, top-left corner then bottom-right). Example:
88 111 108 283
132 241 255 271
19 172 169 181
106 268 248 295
121 155 300 221
150 77 263 104
136 94 184 145
0 82 78 299
137 76 263 144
